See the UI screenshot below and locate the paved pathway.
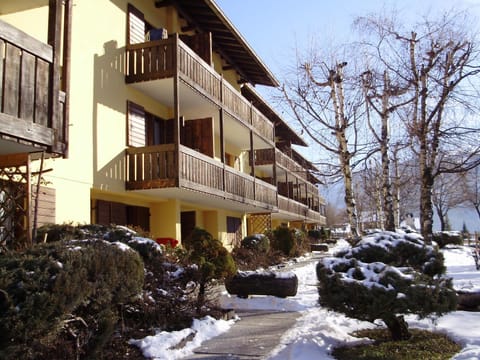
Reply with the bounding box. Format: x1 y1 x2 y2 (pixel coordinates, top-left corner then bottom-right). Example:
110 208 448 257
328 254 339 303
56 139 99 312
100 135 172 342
183 251 327 359
183 309 300 359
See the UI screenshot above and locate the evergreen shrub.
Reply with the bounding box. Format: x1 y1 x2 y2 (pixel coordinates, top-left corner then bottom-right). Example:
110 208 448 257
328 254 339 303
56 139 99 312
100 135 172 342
270 226 297 256
432 231 463 248
0 239 144 359
182 228 237 311
316 231 457 341
241 234 270 253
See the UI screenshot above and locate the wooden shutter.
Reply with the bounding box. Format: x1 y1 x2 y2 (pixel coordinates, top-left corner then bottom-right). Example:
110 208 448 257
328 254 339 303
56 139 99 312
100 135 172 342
127 205 150 231
127 101 146 147
128 4 145 45
110 202 127 225
180 33 213 65
181 117 213 157
96 200 110 225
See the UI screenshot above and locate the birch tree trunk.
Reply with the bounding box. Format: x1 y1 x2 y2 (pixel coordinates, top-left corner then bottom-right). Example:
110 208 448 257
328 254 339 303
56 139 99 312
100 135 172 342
380 71 396 231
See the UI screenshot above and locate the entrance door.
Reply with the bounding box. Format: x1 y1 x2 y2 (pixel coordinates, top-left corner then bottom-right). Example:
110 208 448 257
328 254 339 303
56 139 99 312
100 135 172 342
181 211 196 241
227 216 242 248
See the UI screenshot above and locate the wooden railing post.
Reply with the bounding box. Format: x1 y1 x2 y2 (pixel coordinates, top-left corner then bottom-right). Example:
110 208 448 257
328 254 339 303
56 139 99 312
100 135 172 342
48 0 62 149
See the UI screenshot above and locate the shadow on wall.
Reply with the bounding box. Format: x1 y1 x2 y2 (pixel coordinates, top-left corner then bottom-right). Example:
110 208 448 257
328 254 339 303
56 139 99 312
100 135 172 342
92 40 128 189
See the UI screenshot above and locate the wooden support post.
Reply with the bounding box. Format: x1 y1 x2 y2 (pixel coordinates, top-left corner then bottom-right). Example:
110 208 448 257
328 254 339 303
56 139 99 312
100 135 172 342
48 0 62 141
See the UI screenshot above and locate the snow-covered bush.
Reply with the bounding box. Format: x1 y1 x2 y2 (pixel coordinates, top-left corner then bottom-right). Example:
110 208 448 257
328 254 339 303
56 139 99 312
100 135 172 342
0 239 144 358
241 234 270 252
316 231 457 340
432 231 463 248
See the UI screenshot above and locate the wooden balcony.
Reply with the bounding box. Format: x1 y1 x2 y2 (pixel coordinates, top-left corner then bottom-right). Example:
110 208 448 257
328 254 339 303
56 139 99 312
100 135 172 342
278 195 325 223
253 147 324 222
0 19 66 155
125 36 274 142
126 144 277 210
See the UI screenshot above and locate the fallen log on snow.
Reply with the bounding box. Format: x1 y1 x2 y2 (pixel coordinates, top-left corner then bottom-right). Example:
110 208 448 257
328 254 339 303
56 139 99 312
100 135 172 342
311 243 329 252
457 290 480 310
225 270 298 298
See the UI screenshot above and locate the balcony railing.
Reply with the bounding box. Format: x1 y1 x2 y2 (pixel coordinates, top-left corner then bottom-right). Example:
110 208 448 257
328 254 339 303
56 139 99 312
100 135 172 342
0 19 66 154
126 144 277 209
278 195 324 223
125 36 274 142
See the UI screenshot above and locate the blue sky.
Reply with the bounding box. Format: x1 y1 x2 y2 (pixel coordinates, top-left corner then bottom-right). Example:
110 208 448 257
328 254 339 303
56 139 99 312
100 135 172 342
215 1 480 230
214 0 480 152
216 0 480 80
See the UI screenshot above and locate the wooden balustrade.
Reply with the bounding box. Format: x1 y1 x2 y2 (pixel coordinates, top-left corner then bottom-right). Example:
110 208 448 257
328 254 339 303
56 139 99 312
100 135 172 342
255 180 277 207
225 167 255 200
251 107 274 141
179 145 224 193
0 19 66 153
177 42 222 101
126 145 277 208
278 195 323 222
125 36 274 142
126 144 177 189
126 38 176 82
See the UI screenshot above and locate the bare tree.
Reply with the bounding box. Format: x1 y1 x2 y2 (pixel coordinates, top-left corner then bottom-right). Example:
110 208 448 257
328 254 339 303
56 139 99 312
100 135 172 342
432 172 467 231
356 11 480 241
281 58 366 238
460 165 480 221
360 68 412 231
325 202 348 227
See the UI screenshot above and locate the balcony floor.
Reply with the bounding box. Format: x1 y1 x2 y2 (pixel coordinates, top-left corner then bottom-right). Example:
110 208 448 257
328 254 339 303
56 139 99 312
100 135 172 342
129 186 277 214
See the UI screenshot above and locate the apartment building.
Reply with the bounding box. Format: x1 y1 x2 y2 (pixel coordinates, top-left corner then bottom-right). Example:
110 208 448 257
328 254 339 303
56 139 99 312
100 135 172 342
0 0 326 249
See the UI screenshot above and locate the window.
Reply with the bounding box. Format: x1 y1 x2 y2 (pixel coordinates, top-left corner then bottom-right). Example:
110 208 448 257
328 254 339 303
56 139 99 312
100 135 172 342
127 101 173 147
127 101 145 147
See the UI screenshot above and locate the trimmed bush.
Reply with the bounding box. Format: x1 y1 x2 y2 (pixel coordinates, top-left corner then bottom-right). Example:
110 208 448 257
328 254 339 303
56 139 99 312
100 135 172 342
241 234 270 252
182 228 237 312
316 231 457 341
270 226 296 256
0 239 144 359
308 227 330 242
433 231 463 248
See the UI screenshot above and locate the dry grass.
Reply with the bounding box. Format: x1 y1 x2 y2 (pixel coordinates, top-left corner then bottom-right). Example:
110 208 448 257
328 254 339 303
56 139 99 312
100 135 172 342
333 328 461 360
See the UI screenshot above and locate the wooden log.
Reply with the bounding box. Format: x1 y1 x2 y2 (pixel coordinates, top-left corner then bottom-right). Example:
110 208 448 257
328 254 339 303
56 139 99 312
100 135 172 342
225 270 298 298
311 243 329 252
457 290 480 310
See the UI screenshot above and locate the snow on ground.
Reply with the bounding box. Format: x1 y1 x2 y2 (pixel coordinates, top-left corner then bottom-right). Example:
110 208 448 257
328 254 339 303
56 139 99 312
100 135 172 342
130 239 480 360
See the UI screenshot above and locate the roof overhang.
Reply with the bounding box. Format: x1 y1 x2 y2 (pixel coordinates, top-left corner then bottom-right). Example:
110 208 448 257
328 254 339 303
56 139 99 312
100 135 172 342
241 84 307 147
155 0 279 87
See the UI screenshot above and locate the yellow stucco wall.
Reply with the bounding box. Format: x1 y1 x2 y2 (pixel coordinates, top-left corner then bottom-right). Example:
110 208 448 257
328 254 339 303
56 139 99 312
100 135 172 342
0 7 48 43
150 199 180 240
2 0 321 243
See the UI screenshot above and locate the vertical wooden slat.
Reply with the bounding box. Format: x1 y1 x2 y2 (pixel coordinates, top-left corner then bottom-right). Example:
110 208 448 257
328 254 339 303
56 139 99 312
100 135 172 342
145 152 152 180
35 58 49 126
151 44 159 75
127 153 135 182
136 153 143 182
0 40 4 111
20 52 35 121
128 49 135 77
4 43 21 116
136 48 143 77
143 47 150 79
